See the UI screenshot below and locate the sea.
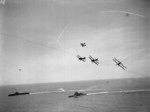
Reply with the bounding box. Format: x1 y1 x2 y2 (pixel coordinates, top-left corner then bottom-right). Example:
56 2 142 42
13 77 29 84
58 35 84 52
1 77 150 112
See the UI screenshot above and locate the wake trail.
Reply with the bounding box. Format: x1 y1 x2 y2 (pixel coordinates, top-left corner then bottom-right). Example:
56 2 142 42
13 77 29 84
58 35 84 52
87 89 150 95
103 10 146 18
30 90 65 95
65 89 117 92
29 88 124 95
29 89 150 96
29 88 111 95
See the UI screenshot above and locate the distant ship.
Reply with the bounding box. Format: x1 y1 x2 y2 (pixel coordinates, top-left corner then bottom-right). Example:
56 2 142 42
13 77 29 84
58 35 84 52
8 92 30 97
68 92 86 98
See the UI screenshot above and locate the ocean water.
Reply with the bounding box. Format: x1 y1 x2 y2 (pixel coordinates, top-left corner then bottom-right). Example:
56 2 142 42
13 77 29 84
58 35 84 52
1 78 150 112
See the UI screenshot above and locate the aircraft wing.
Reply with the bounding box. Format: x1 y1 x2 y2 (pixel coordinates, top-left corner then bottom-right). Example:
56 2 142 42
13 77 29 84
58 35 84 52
82 59 86 62
121 63 127 68
119 65 126 70
114 57 120 62
94 61 99 65
112 59 118 64
89 56 93 61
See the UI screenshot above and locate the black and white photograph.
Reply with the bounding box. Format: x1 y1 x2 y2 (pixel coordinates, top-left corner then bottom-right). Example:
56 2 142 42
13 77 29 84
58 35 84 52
0 0 150 112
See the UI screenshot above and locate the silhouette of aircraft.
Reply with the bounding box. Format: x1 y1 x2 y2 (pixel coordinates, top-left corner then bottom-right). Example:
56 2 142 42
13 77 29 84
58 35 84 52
77 55 86 62
112 57 126 70
80 43 86 47
89 55 99 65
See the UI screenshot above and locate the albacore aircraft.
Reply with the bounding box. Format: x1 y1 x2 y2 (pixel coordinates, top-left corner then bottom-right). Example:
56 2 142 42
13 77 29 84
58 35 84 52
80 43 86 47
89 55 99 65
77 55 86 62
112 57 126 70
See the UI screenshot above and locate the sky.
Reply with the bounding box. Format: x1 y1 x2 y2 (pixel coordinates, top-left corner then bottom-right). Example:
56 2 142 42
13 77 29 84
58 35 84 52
0 0 149 85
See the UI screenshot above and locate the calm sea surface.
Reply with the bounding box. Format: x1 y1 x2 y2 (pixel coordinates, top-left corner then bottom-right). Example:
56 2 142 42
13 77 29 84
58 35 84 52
1 78 150 112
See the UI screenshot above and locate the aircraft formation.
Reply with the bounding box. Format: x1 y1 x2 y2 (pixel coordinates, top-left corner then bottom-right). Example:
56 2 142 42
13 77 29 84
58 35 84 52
77 43 126 70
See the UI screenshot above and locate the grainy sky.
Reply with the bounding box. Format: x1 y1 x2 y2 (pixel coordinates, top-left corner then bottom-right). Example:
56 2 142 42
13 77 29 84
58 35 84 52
0 0 149 85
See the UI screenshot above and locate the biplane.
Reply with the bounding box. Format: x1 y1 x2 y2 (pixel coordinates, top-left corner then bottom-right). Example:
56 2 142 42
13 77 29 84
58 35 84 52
77 55 86 62
112 57 126 70
80 43 86 47
89 55 99 65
